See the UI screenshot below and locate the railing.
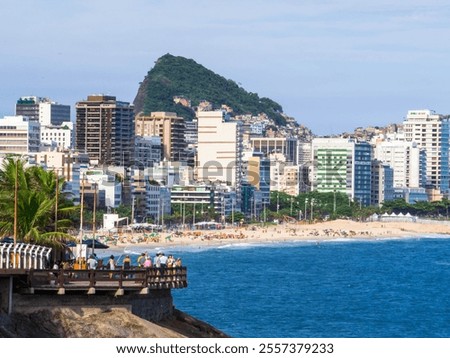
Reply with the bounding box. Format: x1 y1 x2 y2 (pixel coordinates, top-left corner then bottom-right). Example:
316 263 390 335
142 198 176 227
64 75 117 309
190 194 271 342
0 243 52 269
27 267 188 292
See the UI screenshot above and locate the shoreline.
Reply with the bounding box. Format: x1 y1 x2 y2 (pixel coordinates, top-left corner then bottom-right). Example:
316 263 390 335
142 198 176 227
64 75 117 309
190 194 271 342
98 219 450 252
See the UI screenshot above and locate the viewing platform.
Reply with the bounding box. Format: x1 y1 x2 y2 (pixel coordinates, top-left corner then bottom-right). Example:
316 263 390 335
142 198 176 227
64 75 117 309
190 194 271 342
26 266 187 294
0 243 188 316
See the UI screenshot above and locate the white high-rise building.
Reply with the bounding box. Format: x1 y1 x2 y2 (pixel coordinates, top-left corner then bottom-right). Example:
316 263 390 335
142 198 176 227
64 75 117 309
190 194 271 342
403 109 450 192
373 140 422 188
0 115 40 154
16 96 70 126
40 121 74 149
269 153 299 196
196 111 243 187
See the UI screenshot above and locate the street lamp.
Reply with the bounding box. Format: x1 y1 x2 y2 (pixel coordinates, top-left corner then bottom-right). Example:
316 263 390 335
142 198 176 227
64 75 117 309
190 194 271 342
263 200 266 225
276 192 280 214
231 199 234 226
182 201 186 228
131 194 135 224
304 198 308 222
159 198 165 228
92 180 99 255
13 159 18 245
79 173 86 244
52 168 60 233
333 190 336 214
221 196 225 225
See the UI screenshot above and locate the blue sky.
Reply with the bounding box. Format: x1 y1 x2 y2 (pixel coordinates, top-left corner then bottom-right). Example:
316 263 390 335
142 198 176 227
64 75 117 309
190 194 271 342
1 0 450 135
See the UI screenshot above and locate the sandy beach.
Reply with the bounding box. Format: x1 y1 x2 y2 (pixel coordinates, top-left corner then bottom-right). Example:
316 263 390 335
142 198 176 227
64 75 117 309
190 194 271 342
102 219 450 249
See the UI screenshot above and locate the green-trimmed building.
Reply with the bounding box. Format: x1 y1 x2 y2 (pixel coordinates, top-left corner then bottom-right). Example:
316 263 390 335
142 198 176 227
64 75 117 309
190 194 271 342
311 138 372 206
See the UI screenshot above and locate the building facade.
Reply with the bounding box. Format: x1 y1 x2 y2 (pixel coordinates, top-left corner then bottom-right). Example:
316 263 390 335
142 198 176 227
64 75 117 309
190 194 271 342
135 112 186 162
0 115 40 154
40 121 74 150
311 138 372 206
16 96 70 126
134 136 162 168
75 95 135 167
373 140 423 188
196 111 243 188
251 137 298 164
371 160 394 206
403 109 450 192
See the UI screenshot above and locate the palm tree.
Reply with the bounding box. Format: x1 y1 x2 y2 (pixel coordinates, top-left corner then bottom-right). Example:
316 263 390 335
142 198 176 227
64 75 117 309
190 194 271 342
0 157 77 246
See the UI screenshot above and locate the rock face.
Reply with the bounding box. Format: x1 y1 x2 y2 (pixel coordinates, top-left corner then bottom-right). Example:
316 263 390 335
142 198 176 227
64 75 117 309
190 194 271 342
0 307 229 338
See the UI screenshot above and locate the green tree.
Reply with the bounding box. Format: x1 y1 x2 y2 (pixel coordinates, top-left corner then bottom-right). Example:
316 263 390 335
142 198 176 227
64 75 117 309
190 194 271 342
0 158 77 246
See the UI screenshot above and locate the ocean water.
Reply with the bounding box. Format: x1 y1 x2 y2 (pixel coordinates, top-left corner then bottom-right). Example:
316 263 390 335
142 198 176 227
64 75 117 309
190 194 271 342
103 236 450 338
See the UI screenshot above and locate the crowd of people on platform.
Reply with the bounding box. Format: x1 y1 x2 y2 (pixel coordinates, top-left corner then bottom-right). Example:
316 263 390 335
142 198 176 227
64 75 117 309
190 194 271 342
83 251 182 271
52 251 182 272
50 251 185 286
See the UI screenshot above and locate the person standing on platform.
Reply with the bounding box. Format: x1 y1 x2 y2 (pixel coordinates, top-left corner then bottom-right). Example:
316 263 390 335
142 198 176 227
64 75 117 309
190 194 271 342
122 255 132 278
123 255 131 269
87 255 98 270
159 252 168 268
153 252 161 268
144 256 153 268
108 255 116 278
137 252 146 268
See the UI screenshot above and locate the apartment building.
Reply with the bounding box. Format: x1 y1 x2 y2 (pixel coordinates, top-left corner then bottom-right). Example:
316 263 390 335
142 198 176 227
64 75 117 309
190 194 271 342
251 137 298 164
0 115 40 154
311 138 372 206
373 140 424 188
75 95 135 167
403 109 450 192
135 111 186 162
16 96 70 126
196 111 243 188
40 121 74 149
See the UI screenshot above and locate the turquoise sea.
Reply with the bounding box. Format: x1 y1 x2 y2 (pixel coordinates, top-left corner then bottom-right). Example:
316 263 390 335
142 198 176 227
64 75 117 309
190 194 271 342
103 236 450 338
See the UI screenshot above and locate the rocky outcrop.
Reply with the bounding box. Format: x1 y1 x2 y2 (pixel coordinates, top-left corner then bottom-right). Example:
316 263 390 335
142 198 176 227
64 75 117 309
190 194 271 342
0 307 229 338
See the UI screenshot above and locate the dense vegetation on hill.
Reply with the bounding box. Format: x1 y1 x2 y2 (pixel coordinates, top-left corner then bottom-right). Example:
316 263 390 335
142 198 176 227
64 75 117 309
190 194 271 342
133 54 287 126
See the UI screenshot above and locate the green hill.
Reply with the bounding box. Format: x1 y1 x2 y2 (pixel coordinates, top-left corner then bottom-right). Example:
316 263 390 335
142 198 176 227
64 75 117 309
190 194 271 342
133 54 288 126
